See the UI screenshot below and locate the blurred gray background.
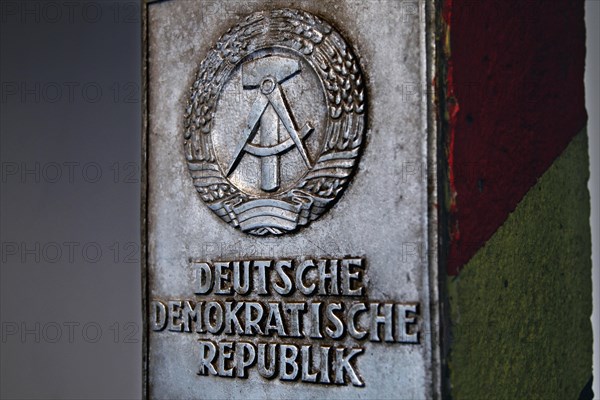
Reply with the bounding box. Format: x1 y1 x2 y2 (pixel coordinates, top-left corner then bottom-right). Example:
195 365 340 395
1 1 141 399
0 1 598 399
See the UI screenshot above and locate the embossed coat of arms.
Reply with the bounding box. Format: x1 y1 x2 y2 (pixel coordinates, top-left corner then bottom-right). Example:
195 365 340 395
184 9 366 235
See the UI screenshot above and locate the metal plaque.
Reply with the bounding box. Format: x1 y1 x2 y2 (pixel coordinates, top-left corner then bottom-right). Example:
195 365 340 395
143 1 440 399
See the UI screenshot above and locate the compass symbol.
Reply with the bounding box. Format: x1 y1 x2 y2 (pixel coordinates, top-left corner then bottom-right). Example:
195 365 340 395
185 9 366 235
226 55 314 192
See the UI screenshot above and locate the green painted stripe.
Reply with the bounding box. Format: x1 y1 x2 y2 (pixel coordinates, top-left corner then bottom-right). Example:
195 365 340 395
448 129 593 399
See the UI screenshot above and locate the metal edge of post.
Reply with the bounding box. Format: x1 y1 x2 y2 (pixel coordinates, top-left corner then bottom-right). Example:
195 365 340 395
425 0 444 398
432 0 453 397
142 3 172 398
141 1 152 399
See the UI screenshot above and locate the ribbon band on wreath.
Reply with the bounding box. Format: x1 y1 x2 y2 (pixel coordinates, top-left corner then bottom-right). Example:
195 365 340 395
216 190 329 235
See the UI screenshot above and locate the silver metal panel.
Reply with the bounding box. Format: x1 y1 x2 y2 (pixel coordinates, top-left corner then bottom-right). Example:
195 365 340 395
143 1 439 398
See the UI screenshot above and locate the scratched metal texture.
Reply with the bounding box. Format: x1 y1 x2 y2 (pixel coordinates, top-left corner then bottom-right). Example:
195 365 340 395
143 1 439 398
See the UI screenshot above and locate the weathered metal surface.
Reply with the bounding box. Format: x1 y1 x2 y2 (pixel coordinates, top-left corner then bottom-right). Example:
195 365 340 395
143 1 439 398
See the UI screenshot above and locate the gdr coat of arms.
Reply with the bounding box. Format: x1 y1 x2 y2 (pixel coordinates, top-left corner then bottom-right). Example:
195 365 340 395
184 9 367 235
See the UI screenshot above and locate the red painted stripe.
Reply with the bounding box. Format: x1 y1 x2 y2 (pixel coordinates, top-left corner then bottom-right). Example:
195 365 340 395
445 0 587 274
